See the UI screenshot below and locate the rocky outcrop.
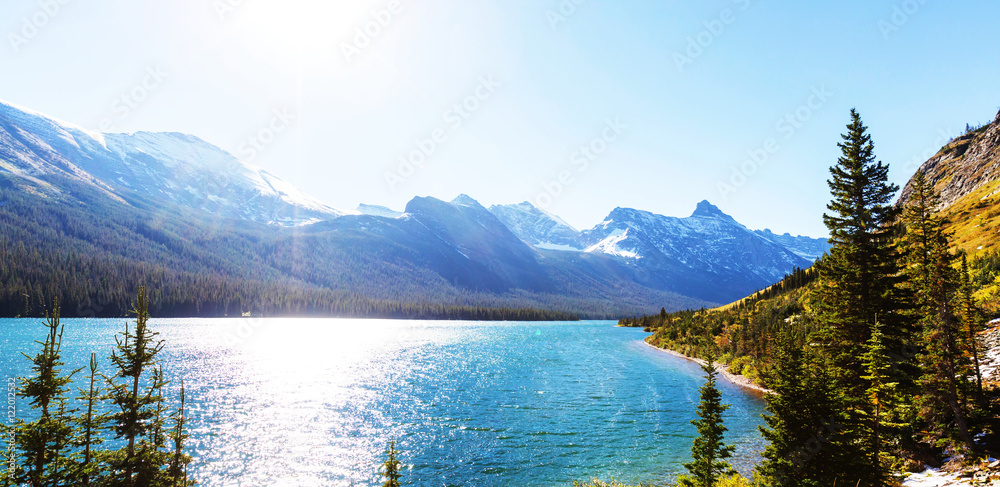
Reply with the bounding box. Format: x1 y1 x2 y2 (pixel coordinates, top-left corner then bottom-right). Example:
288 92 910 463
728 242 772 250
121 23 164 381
979 319 1000 383
899 109 1000 211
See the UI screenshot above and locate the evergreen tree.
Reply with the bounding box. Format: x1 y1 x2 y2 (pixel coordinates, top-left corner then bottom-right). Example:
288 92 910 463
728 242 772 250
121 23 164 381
958 255 985 404
901 173 975 453
381 440 402 487
4 287 196 486
679 354 736 487
813 108 907 394
168 380 194 486
106 286 168 486
12 299 78 486
71 353 109 485
757 336 855 486
134 367 171 486
859 321 906 484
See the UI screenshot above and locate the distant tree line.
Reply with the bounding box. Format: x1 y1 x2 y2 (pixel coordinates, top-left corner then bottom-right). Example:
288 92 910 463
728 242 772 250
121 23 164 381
0 177 635 321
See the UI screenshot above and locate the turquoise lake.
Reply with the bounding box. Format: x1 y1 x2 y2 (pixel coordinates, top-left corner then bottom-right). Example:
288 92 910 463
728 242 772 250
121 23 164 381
0 318 766 486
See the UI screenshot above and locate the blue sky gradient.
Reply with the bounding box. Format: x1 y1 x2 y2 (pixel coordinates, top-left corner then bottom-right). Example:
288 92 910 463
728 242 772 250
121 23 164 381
2 0 998 236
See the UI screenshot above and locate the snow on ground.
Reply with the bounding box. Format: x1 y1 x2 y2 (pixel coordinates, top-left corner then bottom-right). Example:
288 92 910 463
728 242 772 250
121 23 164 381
902 469 969 486
902 459 1000 486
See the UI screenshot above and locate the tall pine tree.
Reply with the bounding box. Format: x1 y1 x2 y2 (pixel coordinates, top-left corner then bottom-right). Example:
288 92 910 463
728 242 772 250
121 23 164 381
678 354 736 487
810 109 906 483
958 255 985 405
12 300 79 487
106 286 168 486
71 353 109 486
814 108 907 392
901 172 975 453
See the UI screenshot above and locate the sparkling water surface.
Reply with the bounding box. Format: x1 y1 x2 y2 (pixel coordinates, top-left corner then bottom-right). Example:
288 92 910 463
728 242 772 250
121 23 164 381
1 318 766 486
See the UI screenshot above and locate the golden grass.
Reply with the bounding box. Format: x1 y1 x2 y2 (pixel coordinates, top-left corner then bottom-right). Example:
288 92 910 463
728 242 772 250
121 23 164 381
943 179 1000 257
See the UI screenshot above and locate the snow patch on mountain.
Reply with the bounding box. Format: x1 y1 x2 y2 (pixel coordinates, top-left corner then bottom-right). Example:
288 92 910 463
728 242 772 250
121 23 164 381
0 99 352 226
0 98 107 150
488 201 583 250
358 204 403 218
585 228 640 259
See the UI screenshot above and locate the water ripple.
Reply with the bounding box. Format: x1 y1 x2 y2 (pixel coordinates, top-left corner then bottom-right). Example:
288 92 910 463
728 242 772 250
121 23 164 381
0 318 766 486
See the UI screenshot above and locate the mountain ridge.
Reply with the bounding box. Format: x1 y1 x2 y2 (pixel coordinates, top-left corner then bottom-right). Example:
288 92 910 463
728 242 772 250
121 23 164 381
0 99 828 316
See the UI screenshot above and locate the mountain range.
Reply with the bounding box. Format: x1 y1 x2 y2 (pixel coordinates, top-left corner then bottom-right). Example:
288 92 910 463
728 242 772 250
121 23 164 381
0 98 829 318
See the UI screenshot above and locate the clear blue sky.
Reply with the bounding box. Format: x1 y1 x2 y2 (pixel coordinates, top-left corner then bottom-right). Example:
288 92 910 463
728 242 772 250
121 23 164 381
2 0 998 237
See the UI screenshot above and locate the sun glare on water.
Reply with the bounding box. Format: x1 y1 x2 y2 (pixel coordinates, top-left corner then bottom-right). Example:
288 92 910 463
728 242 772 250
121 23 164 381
196 318 422 485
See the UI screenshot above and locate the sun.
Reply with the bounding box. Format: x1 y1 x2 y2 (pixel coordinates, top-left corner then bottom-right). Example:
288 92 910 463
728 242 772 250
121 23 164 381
223 0 376 65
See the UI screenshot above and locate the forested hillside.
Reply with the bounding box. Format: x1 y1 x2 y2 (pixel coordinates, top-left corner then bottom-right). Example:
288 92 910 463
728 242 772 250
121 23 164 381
624 109 1000 483
0 174 584 320
6 97 821 319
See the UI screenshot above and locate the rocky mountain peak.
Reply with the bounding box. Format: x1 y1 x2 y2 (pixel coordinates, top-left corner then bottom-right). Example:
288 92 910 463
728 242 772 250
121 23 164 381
690 200 737 223
451 194 484 208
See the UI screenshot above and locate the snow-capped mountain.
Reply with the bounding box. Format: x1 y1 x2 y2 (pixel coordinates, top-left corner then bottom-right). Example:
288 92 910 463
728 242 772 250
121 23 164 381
0 98 351 225
753 228 829 262
487 199 826 303
576 201 814 302
488 201 583 251
0 98 828 312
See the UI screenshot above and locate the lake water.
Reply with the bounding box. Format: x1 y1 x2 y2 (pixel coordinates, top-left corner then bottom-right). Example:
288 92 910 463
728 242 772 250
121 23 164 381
0 318 766 486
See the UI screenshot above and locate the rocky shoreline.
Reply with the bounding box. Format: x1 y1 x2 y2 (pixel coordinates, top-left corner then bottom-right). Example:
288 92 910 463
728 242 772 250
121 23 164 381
643 341 772 395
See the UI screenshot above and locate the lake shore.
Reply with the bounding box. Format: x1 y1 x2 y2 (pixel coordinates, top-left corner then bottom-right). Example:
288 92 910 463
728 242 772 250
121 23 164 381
644 341 772 396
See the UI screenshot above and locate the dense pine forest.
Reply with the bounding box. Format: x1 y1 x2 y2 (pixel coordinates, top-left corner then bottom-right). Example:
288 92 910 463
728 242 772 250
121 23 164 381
0 178 582 321
621 109 1000 485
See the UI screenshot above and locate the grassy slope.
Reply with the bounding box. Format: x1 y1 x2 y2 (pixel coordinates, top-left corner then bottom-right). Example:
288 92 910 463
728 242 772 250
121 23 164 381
944 179 1000 255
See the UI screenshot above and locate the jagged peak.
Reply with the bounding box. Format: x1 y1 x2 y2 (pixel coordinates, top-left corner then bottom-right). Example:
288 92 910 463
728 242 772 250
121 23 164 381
690 200 737 223
451 194 483 208
604 206 648 221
